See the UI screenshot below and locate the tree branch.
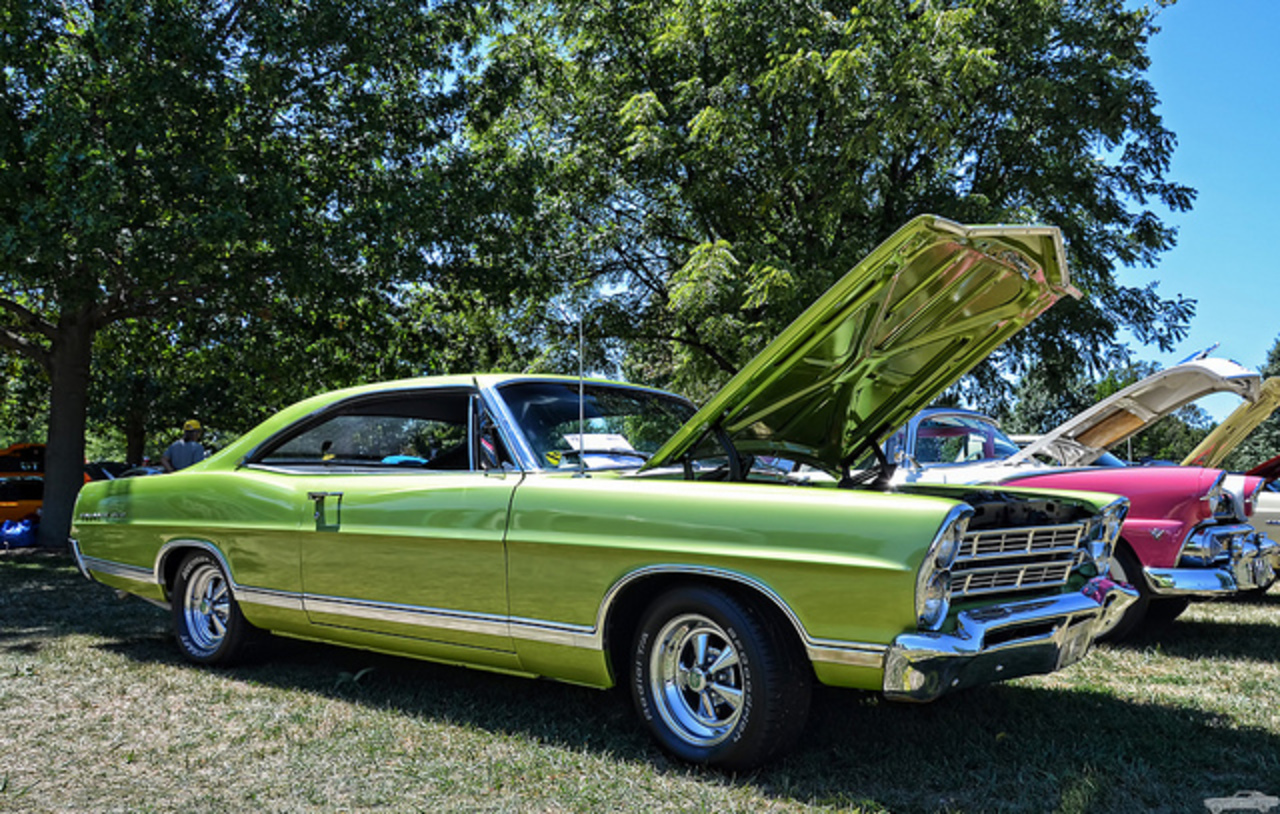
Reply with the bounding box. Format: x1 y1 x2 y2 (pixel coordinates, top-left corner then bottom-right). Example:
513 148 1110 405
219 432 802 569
0 326 52 370
0 296 57 341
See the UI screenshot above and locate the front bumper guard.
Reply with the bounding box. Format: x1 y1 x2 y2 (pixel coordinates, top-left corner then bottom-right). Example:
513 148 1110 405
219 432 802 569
1147 526 1278 595
882 576 1137 702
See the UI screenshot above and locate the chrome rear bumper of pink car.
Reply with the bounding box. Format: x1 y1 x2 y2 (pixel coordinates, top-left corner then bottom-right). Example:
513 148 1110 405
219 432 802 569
882 576 1137 702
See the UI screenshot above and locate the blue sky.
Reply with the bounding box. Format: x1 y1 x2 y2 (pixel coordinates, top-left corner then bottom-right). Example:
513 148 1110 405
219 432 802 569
1125 0 1280 418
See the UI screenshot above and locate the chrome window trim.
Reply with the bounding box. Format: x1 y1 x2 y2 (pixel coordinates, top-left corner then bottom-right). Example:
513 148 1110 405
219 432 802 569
479 378 696 474
241 384 486 471
477 380 548 472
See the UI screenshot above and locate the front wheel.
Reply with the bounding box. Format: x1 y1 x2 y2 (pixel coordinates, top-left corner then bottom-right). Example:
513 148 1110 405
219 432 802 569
1098 543 1191 642
172 551 255 666
630 586 811 770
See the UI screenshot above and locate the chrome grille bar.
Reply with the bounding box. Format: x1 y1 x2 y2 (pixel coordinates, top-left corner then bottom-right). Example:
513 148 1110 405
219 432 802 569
952 523 1085 599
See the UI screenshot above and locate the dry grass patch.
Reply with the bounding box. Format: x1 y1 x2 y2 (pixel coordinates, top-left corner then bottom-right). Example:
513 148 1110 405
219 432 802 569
4 549 1280 812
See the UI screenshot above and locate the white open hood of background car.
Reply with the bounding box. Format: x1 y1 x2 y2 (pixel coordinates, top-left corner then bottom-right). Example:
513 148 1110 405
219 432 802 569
1008 355 1261 467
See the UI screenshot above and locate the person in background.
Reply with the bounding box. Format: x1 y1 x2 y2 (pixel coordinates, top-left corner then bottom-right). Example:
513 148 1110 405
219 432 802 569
161 419 206 473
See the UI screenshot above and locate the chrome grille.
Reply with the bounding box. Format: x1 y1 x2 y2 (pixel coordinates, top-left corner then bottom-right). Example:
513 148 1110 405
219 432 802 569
952 523 1085 598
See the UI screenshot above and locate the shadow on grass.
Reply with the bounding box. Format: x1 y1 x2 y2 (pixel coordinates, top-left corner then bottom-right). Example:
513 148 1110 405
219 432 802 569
1120 618 1280 663
9 550 1280 812
1108 593 1280 663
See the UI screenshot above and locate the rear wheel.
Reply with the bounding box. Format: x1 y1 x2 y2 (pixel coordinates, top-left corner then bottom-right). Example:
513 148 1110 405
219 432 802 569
630 585 811 770
172 551 255 666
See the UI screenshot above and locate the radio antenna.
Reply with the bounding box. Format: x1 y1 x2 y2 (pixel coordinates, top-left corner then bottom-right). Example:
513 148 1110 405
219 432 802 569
576 309 585 478
554 299 588 478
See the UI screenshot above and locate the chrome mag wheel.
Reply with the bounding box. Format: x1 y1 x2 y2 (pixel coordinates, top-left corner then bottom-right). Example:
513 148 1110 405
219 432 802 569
649 612 745 747
181 559 232 656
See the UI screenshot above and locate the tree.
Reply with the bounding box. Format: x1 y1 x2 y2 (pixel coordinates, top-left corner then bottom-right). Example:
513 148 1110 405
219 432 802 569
0 0 492 546
474 0 1195 405
87 285 542 463
1000 364 1100 436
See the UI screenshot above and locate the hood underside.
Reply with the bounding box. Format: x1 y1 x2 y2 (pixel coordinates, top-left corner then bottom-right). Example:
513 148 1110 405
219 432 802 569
1181 377 1280 468
1009 354 1261 468
645 215 1075 474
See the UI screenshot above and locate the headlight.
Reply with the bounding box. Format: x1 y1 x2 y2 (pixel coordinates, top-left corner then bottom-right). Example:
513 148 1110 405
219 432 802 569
916 506 969 630
1204 474 1238 521
934 517 965 569
917 570 951 629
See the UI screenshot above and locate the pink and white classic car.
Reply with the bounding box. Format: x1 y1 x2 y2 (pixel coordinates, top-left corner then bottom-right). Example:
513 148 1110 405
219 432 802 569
885 354 1280 639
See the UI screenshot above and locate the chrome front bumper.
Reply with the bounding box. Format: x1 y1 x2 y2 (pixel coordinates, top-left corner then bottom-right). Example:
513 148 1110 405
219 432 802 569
1147 526 1279 595
882 576 1137 702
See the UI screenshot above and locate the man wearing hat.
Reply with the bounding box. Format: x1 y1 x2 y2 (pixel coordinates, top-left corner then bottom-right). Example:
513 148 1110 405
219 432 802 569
161 419 206 473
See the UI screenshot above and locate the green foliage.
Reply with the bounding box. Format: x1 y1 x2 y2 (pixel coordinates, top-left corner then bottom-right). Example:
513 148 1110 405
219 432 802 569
1005 359 1212 463
476 0 1195 404
0 354 48 448
1000 364 1100 435
0 0 514 543
84 284 541 463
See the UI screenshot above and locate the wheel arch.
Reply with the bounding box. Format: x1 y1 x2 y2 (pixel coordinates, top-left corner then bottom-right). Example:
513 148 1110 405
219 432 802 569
599 566 813 685
155 539 234 601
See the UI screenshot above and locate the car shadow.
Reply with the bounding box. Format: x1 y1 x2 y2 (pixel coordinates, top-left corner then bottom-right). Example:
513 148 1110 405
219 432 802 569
1105 594 1280 663
15 551 1279 812
93 624 1280 813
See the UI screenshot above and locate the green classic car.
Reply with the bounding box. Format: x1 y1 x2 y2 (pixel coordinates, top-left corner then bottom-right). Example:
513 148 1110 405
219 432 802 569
71 216 1135 769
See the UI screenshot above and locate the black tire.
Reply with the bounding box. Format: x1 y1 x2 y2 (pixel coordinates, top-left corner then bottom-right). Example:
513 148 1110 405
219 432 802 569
1098 543 1191 642
171 551 255 666
1143 596 1191 630
1095 542 1150 642
630 585 811 770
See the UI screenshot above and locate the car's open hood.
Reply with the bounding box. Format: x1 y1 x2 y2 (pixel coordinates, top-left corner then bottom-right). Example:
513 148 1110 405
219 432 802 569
1180 377 1280 468
644 215 1075 474
1008 355 1261 468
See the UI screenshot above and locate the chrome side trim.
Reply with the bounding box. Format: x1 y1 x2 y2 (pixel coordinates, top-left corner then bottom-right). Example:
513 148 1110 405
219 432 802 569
79 555 156 587
238 586 305 613
86 544 303 613
304 594 512 639
73 553 891 666
508 617 597 648
595 563 888 668
805 640 888 668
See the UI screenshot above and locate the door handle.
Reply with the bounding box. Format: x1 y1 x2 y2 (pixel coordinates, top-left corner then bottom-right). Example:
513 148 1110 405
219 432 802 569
307 491 343 522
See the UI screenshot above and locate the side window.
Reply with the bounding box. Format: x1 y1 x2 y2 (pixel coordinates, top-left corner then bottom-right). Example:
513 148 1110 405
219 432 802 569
255 390 476 471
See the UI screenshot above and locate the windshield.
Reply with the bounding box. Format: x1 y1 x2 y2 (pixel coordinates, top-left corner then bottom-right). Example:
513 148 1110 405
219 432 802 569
905 413 1021 465
498 381 697 471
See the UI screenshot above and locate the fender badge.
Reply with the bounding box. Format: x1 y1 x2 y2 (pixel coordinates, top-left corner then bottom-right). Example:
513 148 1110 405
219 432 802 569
1150 528 1166 540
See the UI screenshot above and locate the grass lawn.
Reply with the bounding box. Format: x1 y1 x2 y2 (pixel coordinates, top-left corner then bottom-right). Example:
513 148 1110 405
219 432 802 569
3 548 1280 813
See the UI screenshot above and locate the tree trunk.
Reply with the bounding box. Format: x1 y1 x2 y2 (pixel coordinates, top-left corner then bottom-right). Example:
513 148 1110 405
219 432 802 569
124 410 148 466
39 313 94 549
